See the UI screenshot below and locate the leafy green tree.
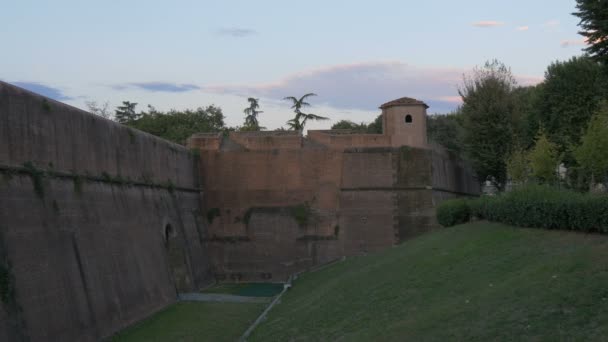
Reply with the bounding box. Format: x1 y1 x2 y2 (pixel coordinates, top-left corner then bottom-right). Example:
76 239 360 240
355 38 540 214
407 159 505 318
331 120 368 131
505 149 529 185
527 130 560 184
86 100 112 119
243 97 263 131
284 93 328 131
366 114 383 134
536 56 607 160
427 111 465 152
459 60 519 188
512 85 543 149
128 105 226 144
574 0 608 63
115 101 140 124
574 102 608 184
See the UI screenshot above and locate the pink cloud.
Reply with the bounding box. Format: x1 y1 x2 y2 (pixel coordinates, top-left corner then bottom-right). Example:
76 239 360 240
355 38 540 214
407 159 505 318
516 26 529 31
472 21 504 28
560 38 590 48
202 61 542 113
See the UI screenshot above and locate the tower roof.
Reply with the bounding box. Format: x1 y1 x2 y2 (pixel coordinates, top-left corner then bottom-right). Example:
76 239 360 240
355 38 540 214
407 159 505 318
380 97 428 109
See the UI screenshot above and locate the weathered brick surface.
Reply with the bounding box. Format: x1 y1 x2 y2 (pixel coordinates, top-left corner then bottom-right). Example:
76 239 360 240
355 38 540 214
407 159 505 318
196 145 479 283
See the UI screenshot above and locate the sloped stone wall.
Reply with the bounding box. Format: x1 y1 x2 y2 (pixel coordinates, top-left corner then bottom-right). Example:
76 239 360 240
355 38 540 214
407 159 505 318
0 82 211 341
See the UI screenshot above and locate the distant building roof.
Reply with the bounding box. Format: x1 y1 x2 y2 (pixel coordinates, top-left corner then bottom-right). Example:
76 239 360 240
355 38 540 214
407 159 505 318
380 97 428 109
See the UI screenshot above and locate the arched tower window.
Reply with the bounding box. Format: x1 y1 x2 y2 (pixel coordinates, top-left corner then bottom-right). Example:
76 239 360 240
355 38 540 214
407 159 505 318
405 114 413 123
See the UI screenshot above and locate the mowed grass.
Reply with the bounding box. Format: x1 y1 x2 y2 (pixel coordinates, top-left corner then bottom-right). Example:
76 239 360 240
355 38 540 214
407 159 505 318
250 222 608 341
112 302 264 342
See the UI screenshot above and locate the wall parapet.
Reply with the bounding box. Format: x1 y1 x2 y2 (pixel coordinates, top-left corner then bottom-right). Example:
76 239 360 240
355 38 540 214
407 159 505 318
308 130 391 150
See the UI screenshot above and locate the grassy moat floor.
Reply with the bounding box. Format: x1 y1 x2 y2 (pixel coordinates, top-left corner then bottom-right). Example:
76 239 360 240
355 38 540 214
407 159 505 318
114 222 608 341
111 302 265 342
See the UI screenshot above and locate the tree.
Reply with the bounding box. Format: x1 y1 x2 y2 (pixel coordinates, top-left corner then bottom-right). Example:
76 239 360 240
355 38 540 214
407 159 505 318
574 0 608 63
536 56 607 161
459 60 519 188
574 102 608 184
366 114 383 134
331 120 368 131
283 93 328 131
115 101 140 124
427 111 465 152
505 148 529 185
512 85 543 149
128 105 226 144
243 97 263 131
86 100 112 119
527 130 560 184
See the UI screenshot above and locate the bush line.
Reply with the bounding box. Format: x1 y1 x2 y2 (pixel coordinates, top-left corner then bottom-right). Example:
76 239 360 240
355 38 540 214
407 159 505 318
437 184 608 233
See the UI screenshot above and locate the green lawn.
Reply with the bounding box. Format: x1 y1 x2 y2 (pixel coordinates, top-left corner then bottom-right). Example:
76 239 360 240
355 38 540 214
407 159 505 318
250 222 608 341
112 302 265 342
202 283 284 297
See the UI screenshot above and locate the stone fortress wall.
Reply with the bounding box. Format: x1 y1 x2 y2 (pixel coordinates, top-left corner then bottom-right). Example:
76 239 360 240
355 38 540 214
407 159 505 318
188 96 479 283
0 82 212 341
0 81 479 341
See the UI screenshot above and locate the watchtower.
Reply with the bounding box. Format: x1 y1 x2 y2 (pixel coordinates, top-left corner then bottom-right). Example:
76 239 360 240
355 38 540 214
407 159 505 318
380 97 428 148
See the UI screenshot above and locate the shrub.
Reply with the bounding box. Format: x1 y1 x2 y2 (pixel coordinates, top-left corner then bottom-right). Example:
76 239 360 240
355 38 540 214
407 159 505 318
436 198 471 227
448 184 608 233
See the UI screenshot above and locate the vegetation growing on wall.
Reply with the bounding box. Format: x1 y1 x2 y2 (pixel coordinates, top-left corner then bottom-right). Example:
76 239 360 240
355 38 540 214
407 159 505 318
23 161 45 198
289 203 312 227
0 264 13 305
72 172 83 194
205 235 251 243
1 169 15 185
207 208 221 224
127 129 137 144
41 99 51 112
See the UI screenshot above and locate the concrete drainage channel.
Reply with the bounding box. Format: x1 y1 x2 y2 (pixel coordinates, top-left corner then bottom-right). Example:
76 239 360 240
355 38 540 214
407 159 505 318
177 293 271 304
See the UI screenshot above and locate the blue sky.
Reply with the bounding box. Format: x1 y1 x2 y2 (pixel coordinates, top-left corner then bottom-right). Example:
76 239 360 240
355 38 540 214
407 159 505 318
1 0 587 129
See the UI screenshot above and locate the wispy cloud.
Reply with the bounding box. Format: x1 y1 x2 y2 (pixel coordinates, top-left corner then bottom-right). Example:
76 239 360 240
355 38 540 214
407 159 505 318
544 20 560 28
201 61 542 113
472 21 504 28
111 82 200 92
11 82 74 101
516 26 529 31
216 27 257 37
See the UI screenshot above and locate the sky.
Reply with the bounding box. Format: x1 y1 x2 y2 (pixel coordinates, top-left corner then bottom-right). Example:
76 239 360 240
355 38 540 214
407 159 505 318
0 0 589 130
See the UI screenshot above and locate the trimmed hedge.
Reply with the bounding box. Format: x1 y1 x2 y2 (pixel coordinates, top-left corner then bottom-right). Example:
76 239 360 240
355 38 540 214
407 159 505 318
437 185 608 232
436 199 470 227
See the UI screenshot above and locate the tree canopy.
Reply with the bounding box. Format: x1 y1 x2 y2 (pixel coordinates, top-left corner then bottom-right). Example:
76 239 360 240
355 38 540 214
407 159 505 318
574 0 608 63
574 102 608 183
331 115 382 133
536 56 607 159
284 93 328 131
243 97 263 131
427 112 464 153
459 60 519 188
115 101 140 124
126 105 226 145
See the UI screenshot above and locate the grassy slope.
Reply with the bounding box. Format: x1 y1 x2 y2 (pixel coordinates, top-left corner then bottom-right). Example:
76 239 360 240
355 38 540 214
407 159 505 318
250 222 608 341
112 302 265 342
